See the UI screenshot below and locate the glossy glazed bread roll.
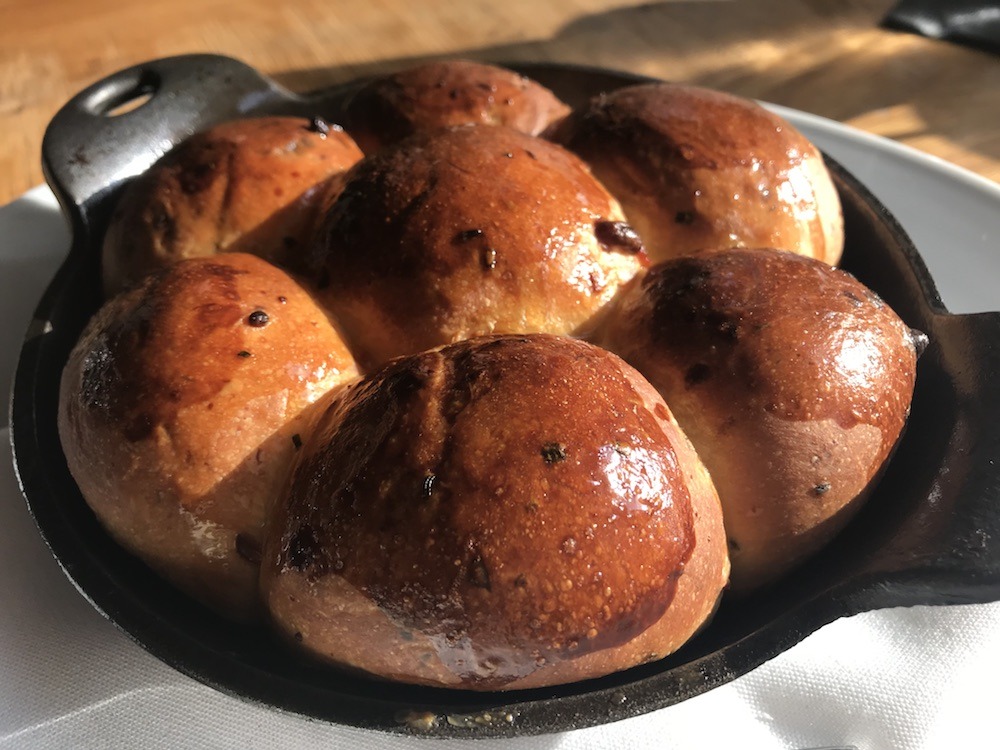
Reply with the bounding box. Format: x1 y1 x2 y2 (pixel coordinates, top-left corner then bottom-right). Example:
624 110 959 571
58 253 359 621
342 60 570 153
308 125 648 370
261 334 729 690
102 116 363 296
594 249 921 592
550 83 843 265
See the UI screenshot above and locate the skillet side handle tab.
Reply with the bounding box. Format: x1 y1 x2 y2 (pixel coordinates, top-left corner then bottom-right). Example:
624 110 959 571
868 309 1000 607
924 310 1000 598
40 53 298 242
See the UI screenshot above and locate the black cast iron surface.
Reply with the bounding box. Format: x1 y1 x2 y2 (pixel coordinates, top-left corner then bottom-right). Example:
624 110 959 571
10 54 1000 738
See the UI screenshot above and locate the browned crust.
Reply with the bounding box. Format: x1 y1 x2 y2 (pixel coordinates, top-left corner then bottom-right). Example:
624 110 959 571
308 124 647 370
102 116 363 296
59 253 359 620
261 334 728 688
343 60 571 153
594 248 918 591
550 83 844 266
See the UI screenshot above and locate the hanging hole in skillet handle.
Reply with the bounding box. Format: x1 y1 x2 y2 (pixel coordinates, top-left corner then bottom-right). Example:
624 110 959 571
41 54 300 242
84 69 160 118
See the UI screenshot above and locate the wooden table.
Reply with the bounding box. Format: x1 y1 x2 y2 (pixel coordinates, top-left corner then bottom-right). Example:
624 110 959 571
1 0 998 205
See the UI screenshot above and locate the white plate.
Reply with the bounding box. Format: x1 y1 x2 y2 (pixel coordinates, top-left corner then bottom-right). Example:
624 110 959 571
1 112 999 749
775 104 1000 316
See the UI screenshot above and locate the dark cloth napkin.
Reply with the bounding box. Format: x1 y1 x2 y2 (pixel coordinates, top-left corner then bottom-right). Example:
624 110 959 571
883 1 1000 55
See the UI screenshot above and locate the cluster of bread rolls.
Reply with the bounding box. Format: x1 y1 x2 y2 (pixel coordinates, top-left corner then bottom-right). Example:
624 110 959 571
58 60 922 690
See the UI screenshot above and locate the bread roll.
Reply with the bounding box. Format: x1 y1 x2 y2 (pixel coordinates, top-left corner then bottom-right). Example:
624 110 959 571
58 253 359 621
261 334 729 689
343 60 570 153
550 83 843 265
102 116 363 296
594 249 920 592
308 125 648 370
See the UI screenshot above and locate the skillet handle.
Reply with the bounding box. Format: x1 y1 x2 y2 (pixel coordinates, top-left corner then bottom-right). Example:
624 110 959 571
41 54 299 240
923 310 1000 594
850 309 1000 609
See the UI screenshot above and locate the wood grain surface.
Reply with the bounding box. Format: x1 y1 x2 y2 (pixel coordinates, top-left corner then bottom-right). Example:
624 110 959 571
1 0 998 205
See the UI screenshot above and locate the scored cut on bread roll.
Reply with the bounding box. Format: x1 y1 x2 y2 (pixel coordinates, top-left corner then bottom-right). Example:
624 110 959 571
593 249 922 592
307 124 648 371
102 116 363 296
342 60 571 153
549 83 843 266
261 334 729 690
58 253 359 621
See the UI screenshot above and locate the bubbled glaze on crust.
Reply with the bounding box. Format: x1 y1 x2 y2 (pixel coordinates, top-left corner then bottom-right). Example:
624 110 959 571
261 334 728 689
594 249 918 591
101 116 363 296
550 83 844 266
639 250 916 430
308 125 647 371
58 253 359 620
343 60 571 153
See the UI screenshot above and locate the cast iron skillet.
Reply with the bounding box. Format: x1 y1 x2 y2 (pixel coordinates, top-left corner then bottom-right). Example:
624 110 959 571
10 54 1000 738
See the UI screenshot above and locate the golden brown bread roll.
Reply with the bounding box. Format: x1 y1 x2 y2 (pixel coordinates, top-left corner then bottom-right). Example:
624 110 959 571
308 124 648 371
549 83 844 265
102 116 363 296
261 334 729 690
593 249 920 592
58 253 359 621
342 60 570 153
